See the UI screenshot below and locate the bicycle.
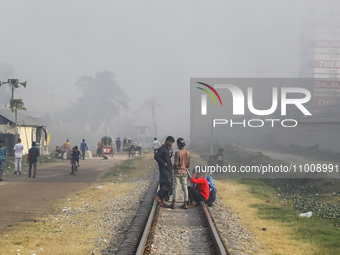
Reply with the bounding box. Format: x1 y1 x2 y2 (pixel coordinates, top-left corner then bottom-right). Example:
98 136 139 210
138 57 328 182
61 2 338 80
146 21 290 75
70 159 78 176
51 146 67 159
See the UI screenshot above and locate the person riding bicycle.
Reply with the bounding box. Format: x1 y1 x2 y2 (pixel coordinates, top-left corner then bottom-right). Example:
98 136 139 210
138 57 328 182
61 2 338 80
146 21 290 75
71 146 80 167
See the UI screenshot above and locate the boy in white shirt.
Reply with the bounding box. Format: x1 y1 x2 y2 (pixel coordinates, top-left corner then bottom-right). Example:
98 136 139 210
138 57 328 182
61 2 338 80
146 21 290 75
153 137 161 155
13 138 24 174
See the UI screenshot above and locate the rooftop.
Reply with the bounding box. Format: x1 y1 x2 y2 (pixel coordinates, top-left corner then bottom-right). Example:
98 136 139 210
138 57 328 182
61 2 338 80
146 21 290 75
0 108 42 126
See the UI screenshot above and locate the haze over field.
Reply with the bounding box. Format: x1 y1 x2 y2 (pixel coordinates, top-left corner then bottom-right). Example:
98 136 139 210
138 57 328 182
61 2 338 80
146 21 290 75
0 0 312 148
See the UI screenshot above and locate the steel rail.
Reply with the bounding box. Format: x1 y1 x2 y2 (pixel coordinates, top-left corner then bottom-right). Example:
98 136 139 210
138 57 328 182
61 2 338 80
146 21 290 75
200 201 228 255
136 199 158 255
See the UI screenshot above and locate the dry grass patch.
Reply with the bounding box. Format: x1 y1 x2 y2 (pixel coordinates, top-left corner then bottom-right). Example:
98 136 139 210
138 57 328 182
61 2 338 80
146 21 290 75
0 182 133 255
98 153 156 183
0 154 156 255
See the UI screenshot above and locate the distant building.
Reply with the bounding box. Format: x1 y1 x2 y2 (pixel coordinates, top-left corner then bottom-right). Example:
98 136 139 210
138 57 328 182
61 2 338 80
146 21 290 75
300 0 340 106
275 0 340 153
0 108 50 156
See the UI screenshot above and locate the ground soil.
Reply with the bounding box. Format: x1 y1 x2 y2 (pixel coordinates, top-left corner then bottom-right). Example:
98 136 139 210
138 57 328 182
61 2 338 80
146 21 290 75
0 153 128 234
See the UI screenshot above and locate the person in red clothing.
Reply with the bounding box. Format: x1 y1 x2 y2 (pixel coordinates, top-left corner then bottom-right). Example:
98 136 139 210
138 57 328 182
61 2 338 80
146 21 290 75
188 172 209 206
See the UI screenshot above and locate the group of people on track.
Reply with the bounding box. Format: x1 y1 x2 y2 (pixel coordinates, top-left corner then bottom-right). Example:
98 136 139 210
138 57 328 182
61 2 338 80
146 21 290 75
154 136 214 209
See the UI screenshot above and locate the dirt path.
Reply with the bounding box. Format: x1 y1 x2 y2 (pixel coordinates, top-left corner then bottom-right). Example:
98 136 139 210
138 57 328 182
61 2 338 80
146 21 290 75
0 154 128 234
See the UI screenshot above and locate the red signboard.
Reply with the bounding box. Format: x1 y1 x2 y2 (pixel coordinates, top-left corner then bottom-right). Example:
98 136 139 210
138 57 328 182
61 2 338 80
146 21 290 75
103 148 112 154
314 60 340 69
315 80 340 89
313 96 339 107
315 40 340 48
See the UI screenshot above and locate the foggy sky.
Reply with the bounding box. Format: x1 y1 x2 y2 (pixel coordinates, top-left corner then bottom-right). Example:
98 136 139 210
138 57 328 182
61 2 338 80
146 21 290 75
0 0 312 142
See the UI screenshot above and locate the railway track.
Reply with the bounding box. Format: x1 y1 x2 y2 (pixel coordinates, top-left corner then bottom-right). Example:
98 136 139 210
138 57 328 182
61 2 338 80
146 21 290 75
116 172 244 255
136 200 229 255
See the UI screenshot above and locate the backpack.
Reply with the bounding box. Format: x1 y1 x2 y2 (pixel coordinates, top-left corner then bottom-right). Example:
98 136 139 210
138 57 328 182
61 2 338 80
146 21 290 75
206 176 217 206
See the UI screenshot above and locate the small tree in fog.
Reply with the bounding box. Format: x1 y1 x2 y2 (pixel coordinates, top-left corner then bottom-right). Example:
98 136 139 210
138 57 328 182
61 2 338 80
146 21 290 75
9 98 26 133
60 70 129 132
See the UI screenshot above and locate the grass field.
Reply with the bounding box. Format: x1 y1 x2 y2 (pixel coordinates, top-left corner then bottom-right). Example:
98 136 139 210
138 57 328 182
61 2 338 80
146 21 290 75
191 152 340 255
216 179 340 255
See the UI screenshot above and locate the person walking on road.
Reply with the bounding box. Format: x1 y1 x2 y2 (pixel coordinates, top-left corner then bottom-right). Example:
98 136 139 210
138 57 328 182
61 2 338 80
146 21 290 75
64 139 71 159
13 138 24 174
97 140 103 157
154 136 175 207
170 138 190 209
0 140 8 181
80 139 88 160
116 137 122 153
27 141 40 178
153 137 161 155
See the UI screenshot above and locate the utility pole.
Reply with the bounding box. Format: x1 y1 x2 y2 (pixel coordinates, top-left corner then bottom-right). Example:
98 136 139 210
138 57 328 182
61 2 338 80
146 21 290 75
134 97 162 139
152 96 157 138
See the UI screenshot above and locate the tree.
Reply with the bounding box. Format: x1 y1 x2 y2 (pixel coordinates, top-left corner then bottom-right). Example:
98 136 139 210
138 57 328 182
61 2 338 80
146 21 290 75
58 70 129 133
9 98 26 134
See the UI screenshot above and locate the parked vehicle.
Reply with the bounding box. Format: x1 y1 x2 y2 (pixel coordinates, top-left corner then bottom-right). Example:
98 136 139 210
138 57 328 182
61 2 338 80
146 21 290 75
122 137 132 151
101 136 114 157
51 146 67 159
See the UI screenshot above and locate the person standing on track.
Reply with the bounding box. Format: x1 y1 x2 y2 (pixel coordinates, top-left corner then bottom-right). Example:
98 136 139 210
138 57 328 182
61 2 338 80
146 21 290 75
154 136 175 207
27 141 40 178
170 138 190 209
0 140 8 181
80 139 88 160
13 138 24 174
188 172 209 206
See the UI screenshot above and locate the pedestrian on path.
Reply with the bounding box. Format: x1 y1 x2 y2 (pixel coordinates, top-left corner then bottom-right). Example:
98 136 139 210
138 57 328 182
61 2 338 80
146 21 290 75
13 138 24 174
27 141 40 178
80 139 88 160
97 140 103 157
153 137 161 155
0 140 8 181
170 138 190 209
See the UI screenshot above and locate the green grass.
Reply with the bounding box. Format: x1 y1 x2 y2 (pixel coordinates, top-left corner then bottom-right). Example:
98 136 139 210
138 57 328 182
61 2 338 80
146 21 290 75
238 179 340 254
98 159 136 180
237 179 280 202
